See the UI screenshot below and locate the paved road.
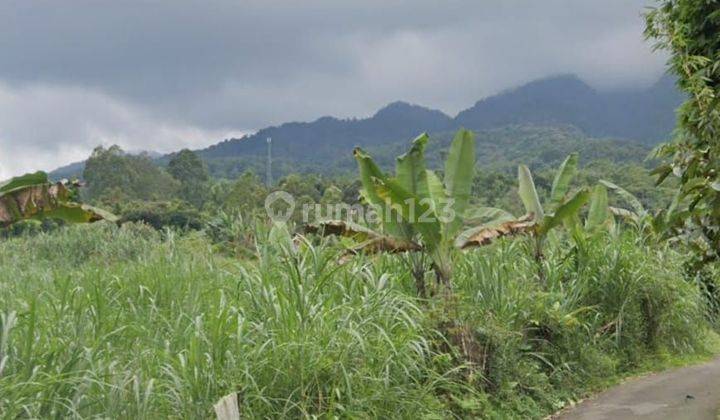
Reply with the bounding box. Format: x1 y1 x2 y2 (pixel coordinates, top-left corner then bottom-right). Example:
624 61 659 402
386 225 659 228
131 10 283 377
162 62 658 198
556 357 720 420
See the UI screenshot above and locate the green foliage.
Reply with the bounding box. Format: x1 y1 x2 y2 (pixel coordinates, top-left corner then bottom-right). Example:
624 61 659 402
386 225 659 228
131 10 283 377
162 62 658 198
550 153 579 206
83 145 179 203
205 211 261 258
167 149 210 184
518 165 545 221
0 224 457 418
0 219 63 239
443 130 476 237
199 125 655 182
0 171 49 194
0 171 115 227
453 232 708 415
0 223 712 418
167 149 211 208
645 1 720 266
350 130 478 285
585 184 611 231
209 172 269 216
119 200 204 231
501 158 592 261
320 185 343 205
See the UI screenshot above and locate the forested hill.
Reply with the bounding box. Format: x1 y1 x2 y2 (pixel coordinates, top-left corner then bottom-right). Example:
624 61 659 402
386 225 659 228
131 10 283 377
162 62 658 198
200 101 454 161
50 74 682 180
198 74 681 164
455 74 683 142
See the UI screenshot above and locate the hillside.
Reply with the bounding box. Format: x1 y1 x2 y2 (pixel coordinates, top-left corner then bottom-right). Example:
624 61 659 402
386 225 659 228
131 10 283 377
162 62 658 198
50 74 681 180
200 101 454 162
192 74 678 179
456 74 683 142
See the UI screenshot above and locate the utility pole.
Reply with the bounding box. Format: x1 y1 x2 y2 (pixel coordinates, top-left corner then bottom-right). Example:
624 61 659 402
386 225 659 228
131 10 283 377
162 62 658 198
266 137 273 187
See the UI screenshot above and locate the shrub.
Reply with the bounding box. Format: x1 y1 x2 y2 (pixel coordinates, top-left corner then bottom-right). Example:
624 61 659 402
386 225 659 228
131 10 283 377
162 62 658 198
120 200 204 231
449 230 706 416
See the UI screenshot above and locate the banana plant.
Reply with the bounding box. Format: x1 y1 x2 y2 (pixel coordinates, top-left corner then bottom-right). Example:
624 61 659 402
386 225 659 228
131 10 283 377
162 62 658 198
599 179 682 238
598 180 654 230
329 129 473 290
456 154 591 265
307 129 531 294
584 183 614 232
0 171 116 227
566 182 614 252
306 129 575 294
520 154 593 256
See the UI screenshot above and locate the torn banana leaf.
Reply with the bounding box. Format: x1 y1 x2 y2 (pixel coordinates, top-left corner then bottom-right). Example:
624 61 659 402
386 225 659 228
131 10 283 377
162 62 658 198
304 220 421 254
455 215 535 250
463 206 516 226
0 172 117 226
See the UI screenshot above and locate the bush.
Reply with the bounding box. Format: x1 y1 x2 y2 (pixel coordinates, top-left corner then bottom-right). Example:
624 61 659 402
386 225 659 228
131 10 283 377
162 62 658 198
448 231 707 417
120 200 204 231
0 218 65 239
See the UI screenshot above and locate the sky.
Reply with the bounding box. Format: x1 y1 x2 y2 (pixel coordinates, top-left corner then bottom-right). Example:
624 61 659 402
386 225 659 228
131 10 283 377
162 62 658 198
0 0 668 179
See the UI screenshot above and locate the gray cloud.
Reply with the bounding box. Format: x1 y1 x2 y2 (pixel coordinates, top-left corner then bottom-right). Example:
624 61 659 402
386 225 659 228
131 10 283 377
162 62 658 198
0 0 667 177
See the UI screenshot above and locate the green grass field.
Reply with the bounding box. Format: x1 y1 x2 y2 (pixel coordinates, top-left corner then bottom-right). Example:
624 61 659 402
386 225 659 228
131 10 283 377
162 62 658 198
0 222 716 418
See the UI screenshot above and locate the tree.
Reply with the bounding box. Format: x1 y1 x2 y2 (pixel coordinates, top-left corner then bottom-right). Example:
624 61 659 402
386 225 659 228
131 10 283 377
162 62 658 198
645 2 720 265
167 149 209 183
83 145 179 203
210 172 268 216
167 149 210 208
278 174 323 202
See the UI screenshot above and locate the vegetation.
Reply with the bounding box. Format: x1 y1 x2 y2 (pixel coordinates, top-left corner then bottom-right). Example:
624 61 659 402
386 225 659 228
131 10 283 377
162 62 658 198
309 130 482 293
1 9 717 416
645 0 720 323
646 1 720 268
83 145 179 204
2 121 716 418
0 171 114 227
167 149 211 208
197 74 680 177
0 218 715 418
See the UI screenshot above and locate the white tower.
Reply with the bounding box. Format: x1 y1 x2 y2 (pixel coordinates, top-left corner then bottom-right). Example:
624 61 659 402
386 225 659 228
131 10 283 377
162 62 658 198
266 137 273 187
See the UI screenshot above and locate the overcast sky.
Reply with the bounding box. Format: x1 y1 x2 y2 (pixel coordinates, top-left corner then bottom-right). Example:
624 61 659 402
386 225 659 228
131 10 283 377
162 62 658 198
0 0 667 179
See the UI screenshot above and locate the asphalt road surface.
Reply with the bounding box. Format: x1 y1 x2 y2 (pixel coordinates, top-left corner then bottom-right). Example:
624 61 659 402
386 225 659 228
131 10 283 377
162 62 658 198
556 357 720 420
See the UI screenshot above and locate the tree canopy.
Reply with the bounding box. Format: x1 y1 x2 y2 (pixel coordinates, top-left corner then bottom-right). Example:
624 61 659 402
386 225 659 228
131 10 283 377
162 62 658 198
83 145 179 203
167 149 211 208
646 1 720 264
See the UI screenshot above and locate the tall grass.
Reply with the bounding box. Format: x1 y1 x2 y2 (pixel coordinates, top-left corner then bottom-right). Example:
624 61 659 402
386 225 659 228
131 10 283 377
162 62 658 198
451 231 708 416
0 223 466 418
0 223 713 418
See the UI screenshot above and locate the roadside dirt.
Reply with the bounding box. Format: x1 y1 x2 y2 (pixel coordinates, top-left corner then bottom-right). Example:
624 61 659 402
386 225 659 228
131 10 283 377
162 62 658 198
555 357 720 419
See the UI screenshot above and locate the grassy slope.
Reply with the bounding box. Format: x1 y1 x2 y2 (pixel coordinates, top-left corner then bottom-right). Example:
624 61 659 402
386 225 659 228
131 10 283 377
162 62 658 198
0 223 715 418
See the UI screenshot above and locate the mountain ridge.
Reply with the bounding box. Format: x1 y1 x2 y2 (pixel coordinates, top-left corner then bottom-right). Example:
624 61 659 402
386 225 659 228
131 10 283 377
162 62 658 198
49 73 683 180
197 73 681 161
